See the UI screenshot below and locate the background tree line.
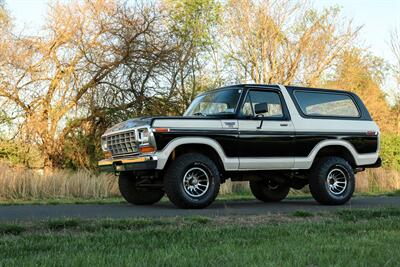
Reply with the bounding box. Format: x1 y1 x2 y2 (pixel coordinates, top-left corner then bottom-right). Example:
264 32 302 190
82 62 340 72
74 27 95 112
0 0 399 171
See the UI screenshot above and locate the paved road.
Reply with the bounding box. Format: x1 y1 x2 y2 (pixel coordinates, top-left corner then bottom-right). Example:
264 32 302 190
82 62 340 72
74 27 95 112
0 196 399 221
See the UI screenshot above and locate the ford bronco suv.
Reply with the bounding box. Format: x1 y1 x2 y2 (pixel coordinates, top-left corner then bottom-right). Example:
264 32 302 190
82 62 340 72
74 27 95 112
99 84 381 209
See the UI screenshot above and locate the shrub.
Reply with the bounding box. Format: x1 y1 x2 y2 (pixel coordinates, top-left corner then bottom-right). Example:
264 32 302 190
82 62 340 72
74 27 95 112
0 140 43 168
380 134 400 171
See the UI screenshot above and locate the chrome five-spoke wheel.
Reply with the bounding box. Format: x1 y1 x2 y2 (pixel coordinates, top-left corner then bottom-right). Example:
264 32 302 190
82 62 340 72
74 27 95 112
182 167 210 198
326 168 348 195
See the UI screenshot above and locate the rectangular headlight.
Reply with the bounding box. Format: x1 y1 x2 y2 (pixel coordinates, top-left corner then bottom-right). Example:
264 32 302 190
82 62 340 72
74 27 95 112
101 137 108 151
137 128 150 143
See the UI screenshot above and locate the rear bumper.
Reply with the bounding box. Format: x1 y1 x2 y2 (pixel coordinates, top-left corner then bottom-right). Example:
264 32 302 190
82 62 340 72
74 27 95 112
360 157 382 168
98 156 157 172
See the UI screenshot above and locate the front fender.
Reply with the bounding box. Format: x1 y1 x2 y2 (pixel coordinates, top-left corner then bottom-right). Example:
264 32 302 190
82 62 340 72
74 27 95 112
154 137 239 171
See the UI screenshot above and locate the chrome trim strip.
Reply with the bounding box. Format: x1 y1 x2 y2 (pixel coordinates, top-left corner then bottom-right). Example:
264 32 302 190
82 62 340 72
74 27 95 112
98 156 157 166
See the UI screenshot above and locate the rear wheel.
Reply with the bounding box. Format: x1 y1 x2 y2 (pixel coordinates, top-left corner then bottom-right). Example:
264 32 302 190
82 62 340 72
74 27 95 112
249 179 290 202
308 157 355 205
118 172 164 205
164 153 220 209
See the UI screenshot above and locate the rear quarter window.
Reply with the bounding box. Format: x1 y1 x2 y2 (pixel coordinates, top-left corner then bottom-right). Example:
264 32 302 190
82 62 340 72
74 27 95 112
294 90 360 118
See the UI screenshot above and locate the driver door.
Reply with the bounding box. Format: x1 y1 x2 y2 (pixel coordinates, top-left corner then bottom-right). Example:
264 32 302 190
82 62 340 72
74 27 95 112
238 88 295 169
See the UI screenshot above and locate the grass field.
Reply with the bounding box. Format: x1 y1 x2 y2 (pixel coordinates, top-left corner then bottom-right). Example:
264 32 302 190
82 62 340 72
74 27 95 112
1 208 400 266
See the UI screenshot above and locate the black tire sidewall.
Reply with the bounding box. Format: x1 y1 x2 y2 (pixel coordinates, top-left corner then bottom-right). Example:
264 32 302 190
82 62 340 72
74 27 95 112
164 153 220 209
309 157 355 205
118 172 164 205
249 180 290 202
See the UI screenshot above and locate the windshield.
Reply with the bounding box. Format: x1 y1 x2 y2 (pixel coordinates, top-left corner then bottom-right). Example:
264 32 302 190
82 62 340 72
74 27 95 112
184 89 242 116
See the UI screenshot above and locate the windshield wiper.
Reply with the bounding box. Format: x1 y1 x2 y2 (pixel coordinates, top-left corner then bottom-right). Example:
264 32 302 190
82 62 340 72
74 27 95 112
214 112 234 115
193 112 207 116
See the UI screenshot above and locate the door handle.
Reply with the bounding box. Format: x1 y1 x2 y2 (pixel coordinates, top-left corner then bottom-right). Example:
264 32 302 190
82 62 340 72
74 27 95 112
280 123 288 127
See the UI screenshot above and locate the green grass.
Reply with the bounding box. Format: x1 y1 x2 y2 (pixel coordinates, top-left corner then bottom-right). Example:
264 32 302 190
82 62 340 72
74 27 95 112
47 218 80 231
1 208 400 266
385 189 400 196
0 224 26 235
291 210 314 217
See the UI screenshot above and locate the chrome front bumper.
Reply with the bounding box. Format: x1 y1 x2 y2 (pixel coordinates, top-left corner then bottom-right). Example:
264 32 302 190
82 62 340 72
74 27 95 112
98 155 157 172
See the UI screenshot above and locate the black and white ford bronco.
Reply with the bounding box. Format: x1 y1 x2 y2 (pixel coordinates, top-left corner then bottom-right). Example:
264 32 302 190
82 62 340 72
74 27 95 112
99 84 381 209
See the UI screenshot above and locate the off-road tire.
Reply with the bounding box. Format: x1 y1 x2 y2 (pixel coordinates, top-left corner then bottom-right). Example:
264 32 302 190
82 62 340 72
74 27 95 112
308 156 355 205
249 179 290 202
164 153 220 209
118 172 164 205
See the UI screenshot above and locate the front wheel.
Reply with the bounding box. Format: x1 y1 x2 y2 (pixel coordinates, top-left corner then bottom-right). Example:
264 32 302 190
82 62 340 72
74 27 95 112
118 172 164 205
308 157 355 205
164 153 220 209
249 179 290 202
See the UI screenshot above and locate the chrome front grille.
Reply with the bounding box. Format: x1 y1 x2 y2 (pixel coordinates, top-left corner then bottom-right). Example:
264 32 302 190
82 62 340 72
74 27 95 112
105 131 138 156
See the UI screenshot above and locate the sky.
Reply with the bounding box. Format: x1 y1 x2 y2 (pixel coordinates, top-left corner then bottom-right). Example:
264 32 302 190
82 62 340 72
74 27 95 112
314 0 400 65
5 0 400 65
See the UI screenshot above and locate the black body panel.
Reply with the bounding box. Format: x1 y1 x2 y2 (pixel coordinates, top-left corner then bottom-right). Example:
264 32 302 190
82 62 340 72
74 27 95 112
154 130 239 157
294 132 378 156
237 131 294 157
342 136 378 154
154 130 378 157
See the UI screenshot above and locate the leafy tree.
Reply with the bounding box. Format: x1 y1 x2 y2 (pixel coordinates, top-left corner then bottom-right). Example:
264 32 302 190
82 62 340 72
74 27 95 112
326 49 395 132
162 0 222 113
222 0 359 86
390 27 400 134
0 1 171 170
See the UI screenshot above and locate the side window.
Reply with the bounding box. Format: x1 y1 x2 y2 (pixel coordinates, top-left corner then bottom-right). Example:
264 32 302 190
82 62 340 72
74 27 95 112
294 90 359 118
241 90 283 118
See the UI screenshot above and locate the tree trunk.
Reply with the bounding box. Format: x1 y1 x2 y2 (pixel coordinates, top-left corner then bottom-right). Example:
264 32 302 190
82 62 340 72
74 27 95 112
43 154 54 175
42 141 64 174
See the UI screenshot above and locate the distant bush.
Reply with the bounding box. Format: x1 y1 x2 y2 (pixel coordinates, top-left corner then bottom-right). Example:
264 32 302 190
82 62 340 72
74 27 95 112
0 140 43 168
380 134 400 171
63 131 103 170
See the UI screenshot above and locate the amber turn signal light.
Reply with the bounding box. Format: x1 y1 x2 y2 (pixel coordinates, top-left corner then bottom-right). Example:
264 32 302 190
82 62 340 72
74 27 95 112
103 151 112 159
139 146 156 153
153 127 170 132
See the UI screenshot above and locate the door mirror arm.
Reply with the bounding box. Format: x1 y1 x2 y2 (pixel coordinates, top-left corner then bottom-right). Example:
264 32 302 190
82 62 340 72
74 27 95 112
255 114 264 129
254 102 268 129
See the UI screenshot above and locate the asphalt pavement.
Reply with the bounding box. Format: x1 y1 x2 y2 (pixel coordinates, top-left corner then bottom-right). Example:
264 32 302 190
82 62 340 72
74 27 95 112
0 196 399 221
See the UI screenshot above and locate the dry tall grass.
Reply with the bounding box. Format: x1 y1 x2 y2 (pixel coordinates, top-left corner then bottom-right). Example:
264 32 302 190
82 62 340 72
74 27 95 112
0 162 399 201
220 168 400 196
356 168 400 193
0 163 119 200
